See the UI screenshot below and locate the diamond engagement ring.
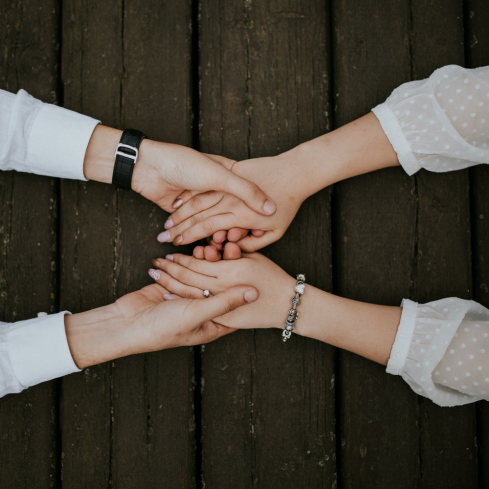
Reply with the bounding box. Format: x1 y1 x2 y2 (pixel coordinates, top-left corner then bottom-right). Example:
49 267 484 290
203 289 210 298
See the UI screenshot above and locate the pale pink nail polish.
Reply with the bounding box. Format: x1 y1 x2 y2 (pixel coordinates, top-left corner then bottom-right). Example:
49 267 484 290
165 254 174 261
157 231 171 243
164 294 178 300
148 269 160 281
175 235 183 245
164 218 174 229
173 199 183 209
262 199 276 215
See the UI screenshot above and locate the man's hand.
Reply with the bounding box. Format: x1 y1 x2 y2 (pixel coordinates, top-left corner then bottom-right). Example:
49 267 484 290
64 281 259 369
82 125 277 216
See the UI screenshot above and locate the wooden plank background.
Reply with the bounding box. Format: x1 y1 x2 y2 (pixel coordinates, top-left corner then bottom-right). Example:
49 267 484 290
0 1 487 488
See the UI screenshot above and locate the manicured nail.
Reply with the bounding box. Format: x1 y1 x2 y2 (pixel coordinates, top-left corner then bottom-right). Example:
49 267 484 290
173 199 183 209
262 199 276 215
244 289 258 303
148 269 160 281
164 294 178 300
164 218 174 229
175 235 183 245
165 254 174 261
157 231 171 243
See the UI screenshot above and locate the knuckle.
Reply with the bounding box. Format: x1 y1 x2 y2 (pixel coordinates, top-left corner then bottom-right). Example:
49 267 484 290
190 214 202 227
202 219 216 236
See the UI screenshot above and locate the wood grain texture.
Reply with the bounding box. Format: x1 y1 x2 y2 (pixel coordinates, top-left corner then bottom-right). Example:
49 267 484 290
333 1 420 487
465 1 489 487
410 2 478 488
199 0 335 487
0 1 61 487
60 1 195 488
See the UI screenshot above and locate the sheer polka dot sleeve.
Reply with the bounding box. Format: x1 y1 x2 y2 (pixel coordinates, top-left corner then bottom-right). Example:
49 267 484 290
387 298 489 406
372 65 489 176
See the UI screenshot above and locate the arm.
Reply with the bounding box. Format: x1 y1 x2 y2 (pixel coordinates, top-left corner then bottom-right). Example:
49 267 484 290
163 65 489 255
150 252 489 406
1 282 258 397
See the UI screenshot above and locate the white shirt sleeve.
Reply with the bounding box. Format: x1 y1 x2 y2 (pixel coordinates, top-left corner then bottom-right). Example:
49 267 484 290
372 65 489 176
0 88 100 180
0 312 81 398
387 298 489 406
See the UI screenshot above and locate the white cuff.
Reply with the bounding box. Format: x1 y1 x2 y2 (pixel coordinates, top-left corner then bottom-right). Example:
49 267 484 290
27 103 100 180
386 298 418 375
372 103 421 176
7 312 81 388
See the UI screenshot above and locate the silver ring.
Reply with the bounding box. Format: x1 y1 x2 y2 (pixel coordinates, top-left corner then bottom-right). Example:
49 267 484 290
203 289 210 298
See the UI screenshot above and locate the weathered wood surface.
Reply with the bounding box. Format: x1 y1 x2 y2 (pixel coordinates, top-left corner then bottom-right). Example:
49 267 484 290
199 1 335 487
0 0 488 488
0 1 61 487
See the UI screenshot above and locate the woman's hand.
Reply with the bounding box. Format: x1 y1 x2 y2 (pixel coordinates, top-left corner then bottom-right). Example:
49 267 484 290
65 281 259 368
83 125 277 216
149 252 296 330
156 152 311 251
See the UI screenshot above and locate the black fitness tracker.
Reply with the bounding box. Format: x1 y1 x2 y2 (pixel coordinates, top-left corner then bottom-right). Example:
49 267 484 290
112 128 147 190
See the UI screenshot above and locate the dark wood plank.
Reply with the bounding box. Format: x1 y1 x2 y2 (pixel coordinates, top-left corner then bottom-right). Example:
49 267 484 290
333 1 420 487
61 1 196 487
410 2 478 487
199 1 336 487
0 1 61 487
110 1 196 487
465 1 489 487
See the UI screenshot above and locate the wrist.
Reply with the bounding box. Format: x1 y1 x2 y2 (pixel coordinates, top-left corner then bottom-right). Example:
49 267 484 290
65 303 136 368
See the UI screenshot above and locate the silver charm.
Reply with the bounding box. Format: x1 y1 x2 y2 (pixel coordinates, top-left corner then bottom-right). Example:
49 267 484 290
203 289 210 298
282 274 305 342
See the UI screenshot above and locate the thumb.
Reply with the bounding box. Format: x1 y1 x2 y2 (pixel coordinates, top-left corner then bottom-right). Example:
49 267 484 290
194 285 259 323
212 165 277 216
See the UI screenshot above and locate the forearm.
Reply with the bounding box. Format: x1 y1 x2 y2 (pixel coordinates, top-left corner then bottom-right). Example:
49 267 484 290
282 112 400 199
64 304 141 368
294 285 401 365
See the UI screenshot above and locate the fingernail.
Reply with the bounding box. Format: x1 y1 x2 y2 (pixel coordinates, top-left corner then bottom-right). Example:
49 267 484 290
244 289 258 303
148 269 160 281
164 218 174 229
165 254 174 261
173 199 183 209
175 235 183 245
263 199 276 215
157 231 171 243
163 294 175 300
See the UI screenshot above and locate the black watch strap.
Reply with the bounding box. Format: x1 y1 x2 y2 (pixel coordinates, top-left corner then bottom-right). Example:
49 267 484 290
112 128 147 190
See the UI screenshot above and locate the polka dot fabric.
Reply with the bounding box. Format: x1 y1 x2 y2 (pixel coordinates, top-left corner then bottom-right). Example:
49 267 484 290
387 298 489 406
372 65 489 176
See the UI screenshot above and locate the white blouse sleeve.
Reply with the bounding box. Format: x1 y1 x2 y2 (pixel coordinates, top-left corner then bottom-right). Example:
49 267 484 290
0 88 100 180
372 65 489 176
0 313 81 398
387 298 489 406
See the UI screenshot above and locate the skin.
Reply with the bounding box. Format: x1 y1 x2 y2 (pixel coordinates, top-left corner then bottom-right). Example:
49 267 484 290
150 253 402 366
161 113 400 259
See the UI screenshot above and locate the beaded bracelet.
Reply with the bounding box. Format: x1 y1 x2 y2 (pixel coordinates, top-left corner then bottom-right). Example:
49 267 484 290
282 274 306 342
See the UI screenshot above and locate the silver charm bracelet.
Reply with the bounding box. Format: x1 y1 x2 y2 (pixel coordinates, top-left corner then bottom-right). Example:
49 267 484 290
282 274 306 342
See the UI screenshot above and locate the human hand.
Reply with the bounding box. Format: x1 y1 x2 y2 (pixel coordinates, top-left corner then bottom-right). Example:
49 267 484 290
83 125 277 216
65 281 259 368
148 252 296 330
156 151 311 251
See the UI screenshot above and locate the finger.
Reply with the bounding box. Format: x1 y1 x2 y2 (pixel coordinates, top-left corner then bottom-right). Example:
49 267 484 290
227 228 249 242
148 268 204 299
222 242 242 260
192 321 237 346
175 214 238 246
161 253 218 275
235 231 278 252
172 190 194 209
209 239 223 251
151 257 216 290
193 246 205 259
169 192 224 228
189 285 259 324
212 230 227 244
251 229 265 237
204 245 222 262
211 167 277 216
